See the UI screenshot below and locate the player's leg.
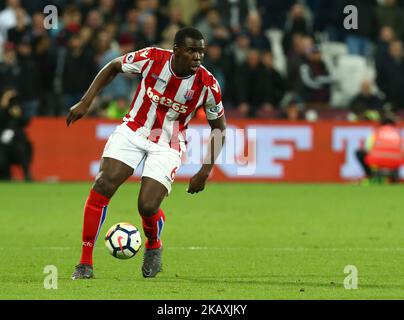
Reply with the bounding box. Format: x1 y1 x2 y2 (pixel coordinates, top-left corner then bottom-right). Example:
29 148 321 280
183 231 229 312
138 145 181 277
138 176 169 278
81 157 134 262
355 149 372 179
138 177 168 246
72 125 148 280
72 158 134 280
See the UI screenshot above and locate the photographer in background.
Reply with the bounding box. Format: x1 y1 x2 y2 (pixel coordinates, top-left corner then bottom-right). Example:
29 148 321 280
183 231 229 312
0 88 33 181
356 116 404 184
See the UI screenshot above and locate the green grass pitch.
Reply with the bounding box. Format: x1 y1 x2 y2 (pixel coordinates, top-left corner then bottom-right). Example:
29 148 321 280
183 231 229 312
0 182 404 300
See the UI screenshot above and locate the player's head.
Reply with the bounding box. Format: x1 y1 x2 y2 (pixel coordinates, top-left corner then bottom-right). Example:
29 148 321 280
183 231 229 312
173 27 205 75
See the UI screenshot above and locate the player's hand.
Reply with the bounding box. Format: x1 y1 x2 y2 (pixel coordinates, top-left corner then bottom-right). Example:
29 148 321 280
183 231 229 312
187 172 209 194
66 101 90 127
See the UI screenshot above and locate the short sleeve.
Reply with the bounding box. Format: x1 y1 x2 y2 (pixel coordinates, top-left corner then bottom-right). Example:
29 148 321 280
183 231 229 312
204 79 224 120
121 47 155 74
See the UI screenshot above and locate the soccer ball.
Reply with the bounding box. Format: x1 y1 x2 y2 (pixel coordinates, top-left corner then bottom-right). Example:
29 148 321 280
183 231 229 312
104 222 142 259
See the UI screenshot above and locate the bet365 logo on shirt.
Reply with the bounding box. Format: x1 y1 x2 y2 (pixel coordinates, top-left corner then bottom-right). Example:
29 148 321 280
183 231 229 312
146 87 188 113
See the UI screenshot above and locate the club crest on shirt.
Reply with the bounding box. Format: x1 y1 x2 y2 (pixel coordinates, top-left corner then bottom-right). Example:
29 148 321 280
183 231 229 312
184 89 194 101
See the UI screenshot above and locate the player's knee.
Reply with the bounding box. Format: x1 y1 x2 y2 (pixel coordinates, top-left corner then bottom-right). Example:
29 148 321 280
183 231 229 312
93 175 117 198
138 200 160 217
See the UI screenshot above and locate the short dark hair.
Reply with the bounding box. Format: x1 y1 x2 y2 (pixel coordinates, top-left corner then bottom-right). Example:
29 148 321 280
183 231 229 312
174 27 204 47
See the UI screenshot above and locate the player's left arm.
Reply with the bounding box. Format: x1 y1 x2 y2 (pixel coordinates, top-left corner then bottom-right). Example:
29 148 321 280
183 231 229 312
188 76 226 194
187 115 226 194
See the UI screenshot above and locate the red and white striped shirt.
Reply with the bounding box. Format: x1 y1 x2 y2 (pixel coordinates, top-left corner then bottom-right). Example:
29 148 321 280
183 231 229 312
120 47 224 153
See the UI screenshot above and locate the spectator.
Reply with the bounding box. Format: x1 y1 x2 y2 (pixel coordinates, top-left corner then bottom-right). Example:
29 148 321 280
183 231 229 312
78 26 96 53
151 3 172 43
192 0 212 27
244 11 271 51
234 49 268 117
136 0 168 36
57 5 83 48
344 0 377 56
159 24 180 50
97 33 135 106
94 29 113 64
376 40 404 110
30 12 47 41
19 0 48 16
298 45 333 109
62 33 97 115
278 98 305 121
260 50 286 111
0 89 32 181
6 7 30 45
256 0 294 31
0 0 25 39
120 8 141 37
98 0 120 24
170 0 199 26
34 34 56 115
194 7 226 44
222 31 250 105
348 80 384 121
314 0 346 42
165 7 186 31
104 19 120 43
375 0 403 40
216 0 250 33
78 0 97 21
133 0 150 24
375 26 396 66
117 33 135 56
286 34 314 92
0 41 19 93
283 3 313 55
84 9 103 31
136 14 161 48
16 36 40 119
230 31 250 67
202 40 228 97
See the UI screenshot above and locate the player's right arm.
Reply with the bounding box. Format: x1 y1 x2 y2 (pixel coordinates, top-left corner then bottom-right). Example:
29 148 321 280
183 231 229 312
66 47 154 126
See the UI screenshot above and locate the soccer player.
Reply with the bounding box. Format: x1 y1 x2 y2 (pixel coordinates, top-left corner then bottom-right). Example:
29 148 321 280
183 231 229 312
67 27 226 279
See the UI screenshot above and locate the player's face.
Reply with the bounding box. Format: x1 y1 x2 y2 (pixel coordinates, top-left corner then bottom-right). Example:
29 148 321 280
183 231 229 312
175 37 205 75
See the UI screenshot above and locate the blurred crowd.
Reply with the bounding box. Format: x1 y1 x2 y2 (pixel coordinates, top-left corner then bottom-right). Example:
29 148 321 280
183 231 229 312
0 0 404 123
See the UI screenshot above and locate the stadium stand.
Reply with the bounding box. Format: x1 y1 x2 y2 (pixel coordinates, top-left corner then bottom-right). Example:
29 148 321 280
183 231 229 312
0 0 403 121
